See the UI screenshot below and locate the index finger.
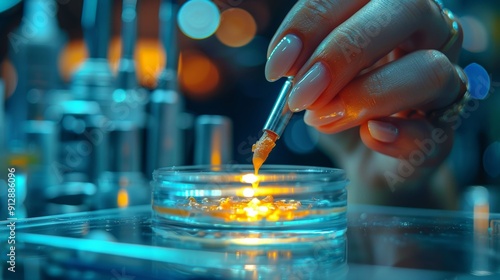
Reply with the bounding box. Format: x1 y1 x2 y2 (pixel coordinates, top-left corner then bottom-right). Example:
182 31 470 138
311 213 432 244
265 0 369 81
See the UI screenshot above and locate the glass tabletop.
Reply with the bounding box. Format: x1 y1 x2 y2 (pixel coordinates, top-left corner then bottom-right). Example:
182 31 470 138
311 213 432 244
1 204 499 280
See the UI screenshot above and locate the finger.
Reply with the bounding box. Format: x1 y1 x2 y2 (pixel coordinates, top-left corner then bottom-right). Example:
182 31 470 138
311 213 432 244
265 0 370 82
359 116 454 166
402 5 463 62
285 0 460 111
443 19 463 62
304 50 464 134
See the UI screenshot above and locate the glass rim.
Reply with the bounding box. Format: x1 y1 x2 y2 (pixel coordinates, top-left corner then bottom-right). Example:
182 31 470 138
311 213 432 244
153 164 347 183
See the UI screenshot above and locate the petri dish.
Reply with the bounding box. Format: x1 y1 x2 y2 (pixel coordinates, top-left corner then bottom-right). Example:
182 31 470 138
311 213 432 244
151 165 348 279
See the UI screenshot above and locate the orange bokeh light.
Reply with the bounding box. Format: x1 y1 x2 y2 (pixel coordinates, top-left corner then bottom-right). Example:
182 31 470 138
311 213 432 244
1 59 18 99
179 51 220 99
58 38 166 89
58 40 88 82
216 8 257 48
117 188 130 208
58 38 221 95
134 39 166 89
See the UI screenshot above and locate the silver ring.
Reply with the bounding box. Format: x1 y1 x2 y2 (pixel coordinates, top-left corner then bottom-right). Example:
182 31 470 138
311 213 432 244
431 0 460 53
427 65 470 123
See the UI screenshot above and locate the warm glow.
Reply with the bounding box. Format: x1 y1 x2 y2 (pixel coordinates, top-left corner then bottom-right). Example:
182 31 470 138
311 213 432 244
244 264 257 270
117 188 129 208
135 39 166 89
241 173 260 189
8 155 30 167
58 40 87 82
267 251 278 260
1 59 17 98
180 195 307 222
109 37 166 89
241 173 258 184
210 129 222 165
179 51 220 98
240 238 266 246
474 204 489 233
471 186 490 233
237 186 296 197
242 188 255 198
58 38 166 88
216 8 257 47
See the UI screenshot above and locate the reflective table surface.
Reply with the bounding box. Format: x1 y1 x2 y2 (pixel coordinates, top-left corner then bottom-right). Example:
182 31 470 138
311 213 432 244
1 205 499 280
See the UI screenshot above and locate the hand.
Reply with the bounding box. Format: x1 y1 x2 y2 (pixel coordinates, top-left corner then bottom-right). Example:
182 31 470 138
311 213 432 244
265 0 465 206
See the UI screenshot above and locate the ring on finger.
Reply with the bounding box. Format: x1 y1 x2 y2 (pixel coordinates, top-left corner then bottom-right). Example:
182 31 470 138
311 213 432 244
431 0 460 53
426 65 469 123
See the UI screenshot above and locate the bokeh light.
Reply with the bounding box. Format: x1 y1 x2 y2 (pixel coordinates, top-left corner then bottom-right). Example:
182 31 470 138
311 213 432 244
117 188 129 208
179 51 220 99
216 8 257 48
58 39 87 82
1 59 18 98
460 16 489 53
284 118 319 154
109 37 166 89
242 188 255 198
178 0 220 39
58 38 166 89
134 39 166 89
483 141 500 178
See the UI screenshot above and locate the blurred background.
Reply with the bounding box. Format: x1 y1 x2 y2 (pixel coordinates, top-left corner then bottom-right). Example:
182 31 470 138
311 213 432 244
0 0 499 217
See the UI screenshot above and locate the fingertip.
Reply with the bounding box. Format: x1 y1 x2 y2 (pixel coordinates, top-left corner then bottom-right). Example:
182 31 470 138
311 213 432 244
361 117 454 166
360 121 405 159
265 74 279 82
359 122 388 152
265 34 303 82
367 120 399 143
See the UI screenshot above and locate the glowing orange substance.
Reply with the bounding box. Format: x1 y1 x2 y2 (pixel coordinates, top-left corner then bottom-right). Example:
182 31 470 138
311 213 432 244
181 196 307 222
153 130 315 223
153 196 345 223
251 130 278 175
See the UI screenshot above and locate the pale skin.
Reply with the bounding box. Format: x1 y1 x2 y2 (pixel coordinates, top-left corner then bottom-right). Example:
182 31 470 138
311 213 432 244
264 0 465 208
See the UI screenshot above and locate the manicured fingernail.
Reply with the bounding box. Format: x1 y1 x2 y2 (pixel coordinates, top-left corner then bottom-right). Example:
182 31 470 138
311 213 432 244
265 34 302 82
367 120 399 143
288 62 331 112
304 101 345 127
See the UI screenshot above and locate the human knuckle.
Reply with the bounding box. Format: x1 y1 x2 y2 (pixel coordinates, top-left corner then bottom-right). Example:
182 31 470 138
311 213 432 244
424 50 454 89
367 72 386 97
399 0 433 19
303 0 337 24
334 23 369 64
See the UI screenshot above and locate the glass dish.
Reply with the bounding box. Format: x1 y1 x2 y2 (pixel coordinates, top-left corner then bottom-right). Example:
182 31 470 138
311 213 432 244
151 165 348 278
